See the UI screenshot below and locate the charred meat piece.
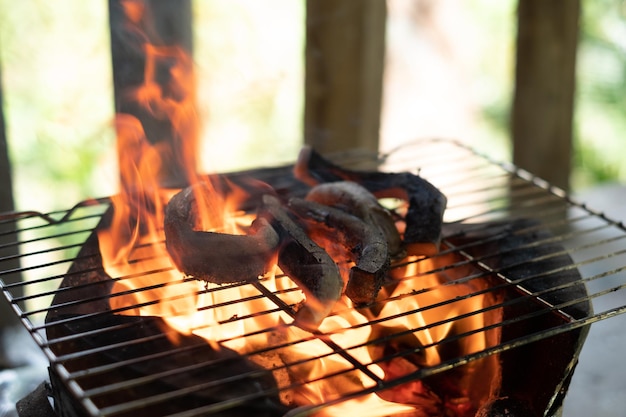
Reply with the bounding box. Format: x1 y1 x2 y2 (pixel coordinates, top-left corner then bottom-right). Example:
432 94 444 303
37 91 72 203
288 197 389 305
164 184 279 284
305 181 403 258
261 195 343 331
294 146 447 255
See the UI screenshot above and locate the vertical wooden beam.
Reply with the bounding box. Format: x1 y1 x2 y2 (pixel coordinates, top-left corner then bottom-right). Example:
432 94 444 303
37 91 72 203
304 0 386 155
109 0 195 187
0 63 21 328
512 0 580 191
0 69 14 217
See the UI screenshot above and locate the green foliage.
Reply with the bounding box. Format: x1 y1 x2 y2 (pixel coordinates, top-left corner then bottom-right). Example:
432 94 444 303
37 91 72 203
0 0 116 212
0 0 304 212
0 0 624 215
467 0 626 190
572 0 626 189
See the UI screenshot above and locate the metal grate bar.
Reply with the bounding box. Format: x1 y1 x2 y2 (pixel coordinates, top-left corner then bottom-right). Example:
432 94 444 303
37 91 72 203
37 243 619 412
2 139 626 416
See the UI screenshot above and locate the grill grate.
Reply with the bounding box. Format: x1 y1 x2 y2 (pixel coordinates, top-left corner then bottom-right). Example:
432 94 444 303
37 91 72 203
2 139 626 417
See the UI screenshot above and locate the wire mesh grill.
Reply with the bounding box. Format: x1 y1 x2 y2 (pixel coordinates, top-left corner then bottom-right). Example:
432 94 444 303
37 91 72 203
1 139 626 417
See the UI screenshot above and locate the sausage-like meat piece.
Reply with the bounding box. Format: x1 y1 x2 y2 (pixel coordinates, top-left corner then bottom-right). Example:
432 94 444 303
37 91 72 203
164 184 279 284
288 197 389 305
305 181 403 258
294 146 447 255
261 195 343 330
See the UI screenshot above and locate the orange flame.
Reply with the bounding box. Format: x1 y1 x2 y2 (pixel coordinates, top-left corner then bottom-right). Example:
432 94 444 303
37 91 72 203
97 4 501 415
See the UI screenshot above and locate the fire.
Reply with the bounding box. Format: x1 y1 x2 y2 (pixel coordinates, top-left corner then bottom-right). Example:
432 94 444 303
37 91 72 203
97 4 501 416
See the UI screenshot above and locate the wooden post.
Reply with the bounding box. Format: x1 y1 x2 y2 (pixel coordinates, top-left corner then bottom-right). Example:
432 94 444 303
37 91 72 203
511 0 580 191
304 0 386 155
0 63 21 328
108 0 196 188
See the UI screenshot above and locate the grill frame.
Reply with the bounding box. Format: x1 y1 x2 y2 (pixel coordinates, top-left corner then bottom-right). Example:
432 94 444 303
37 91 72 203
2 138 626 417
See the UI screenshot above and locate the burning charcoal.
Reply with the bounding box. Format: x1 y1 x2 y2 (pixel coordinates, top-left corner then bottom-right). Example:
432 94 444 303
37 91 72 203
49 313 288 417
164 184 280 284
475 397 538 417
261 195 343 331
305 181 404 258
374 349 444 415
294 146 447 255
288 197 389 305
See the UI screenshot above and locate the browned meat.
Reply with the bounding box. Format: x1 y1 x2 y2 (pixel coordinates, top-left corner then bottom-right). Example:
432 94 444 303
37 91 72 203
294 146 447 255
305 181 403 258
164 184 279 284
288 197 389 305
260 195 343 330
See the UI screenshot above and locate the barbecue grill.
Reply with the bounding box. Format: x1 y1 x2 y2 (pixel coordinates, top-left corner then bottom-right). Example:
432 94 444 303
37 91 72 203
1 138 625 417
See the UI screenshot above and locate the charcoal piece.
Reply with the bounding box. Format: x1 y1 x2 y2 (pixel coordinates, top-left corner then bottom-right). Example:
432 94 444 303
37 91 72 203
45 217 287 417
45 209 114 320
444 219 592 416
47 314 287 417
475 397 538 417
16 382 56 417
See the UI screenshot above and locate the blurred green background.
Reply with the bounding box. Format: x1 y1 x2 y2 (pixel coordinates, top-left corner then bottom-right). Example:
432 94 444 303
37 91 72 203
0 0 624 213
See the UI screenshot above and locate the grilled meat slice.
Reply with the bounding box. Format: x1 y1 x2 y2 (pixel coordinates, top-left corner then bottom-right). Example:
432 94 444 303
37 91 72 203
295 146 447 255
261 195 343 330
288 197 389 305
164 184 279 284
